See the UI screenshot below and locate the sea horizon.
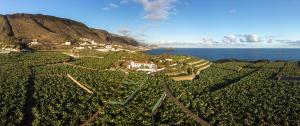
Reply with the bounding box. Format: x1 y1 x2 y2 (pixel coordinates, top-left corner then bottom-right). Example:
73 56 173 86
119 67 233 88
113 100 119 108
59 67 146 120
147 48 300 61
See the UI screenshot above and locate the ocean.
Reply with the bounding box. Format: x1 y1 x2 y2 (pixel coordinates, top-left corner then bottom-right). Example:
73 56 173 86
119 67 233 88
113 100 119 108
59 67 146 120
146 48 300 61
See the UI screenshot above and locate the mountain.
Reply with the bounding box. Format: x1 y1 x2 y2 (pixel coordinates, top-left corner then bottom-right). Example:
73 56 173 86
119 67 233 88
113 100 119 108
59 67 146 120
0 13 139 49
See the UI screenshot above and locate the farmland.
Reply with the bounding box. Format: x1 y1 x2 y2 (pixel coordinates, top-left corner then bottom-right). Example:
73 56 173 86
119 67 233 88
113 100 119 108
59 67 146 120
0 52 299 125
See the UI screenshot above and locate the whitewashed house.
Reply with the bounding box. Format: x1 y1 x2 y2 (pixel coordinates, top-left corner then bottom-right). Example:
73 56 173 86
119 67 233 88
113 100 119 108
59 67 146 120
91 40 98 45
98 43 105 46
65 41 72 45
96 48 109 52
170 63 178 67
74 47 85 50
127 61 157 70
125 50 136 53
29 39 40 45
105 44 112 49
166 58 173 61
0 48 19 53
80 42 89 46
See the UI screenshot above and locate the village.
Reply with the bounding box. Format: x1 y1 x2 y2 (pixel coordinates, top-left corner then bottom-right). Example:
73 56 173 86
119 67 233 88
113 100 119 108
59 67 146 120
0 37 149 54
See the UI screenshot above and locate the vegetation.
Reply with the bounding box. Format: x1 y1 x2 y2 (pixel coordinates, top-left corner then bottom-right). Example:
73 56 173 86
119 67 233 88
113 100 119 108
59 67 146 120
0 52 299 125
0 64 29 126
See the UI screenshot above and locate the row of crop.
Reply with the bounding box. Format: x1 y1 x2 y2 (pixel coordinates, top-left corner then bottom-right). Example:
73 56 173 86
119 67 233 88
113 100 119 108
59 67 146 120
31 59 154 125
32 76 102 125
0 64 29 126
0 52 70 67
262 61 286 69
72 57 116 70
168 66 299 125
70 70 126 101
109 73 149 104
244 61 268 68
168 67 237 97
94 75 165 125
211 62 245 71
277 62 300 77
198 68 299 125
155 98 197 125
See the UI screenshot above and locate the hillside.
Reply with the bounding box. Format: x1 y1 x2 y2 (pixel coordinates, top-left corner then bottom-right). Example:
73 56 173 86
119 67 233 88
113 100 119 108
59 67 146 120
0 13 139 49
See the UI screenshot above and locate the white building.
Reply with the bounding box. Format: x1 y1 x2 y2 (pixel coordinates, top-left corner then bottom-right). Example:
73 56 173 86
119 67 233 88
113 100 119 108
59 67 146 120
125 50 136 53
91 40 98 45
98 43 105 46
127 61 157 70
170 63 178 67
96 48 109 52
0 48 19 53
65 41 72 45
74 47 85 50
29 39 40 45
80 38 93 42
105 44 112 49
80 42 89 46
166 58 173 61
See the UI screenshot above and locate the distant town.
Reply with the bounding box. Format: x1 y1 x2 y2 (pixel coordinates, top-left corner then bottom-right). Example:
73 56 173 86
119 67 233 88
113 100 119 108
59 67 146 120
0 37 151 54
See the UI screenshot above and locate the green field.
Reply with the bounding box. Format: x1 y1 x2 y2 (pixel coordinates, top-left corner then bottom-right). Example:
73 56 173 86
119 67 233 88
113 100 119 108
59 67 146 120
0 52 299 125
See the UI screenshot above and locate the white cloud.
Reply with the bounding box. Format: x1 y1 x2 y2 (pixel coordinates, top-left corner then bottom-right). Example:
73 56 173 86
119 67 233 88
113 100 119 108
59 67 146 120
102 3 119 10
136 0 177 20
240 34 261 42
118 27 131 36
245 34 258 42
199 38 219 45
267 39 273 43
222 34 237 43
154 37 219 47
117 27 147 42
277 40 300 47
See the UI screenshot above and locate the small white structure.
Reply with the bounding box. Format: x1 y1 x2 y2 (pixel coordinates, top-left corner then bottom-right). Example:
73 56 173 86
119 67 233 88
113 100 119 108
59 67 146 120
105 44 112 49
125 49 136 53
80 38 93 42
170 63 178 67
166 58 173 62
91 40 98 45
65 41 72 45
79 42 89 46
29 39 40 45
98 43 105 46
74 47 85 50
0 48 19 53
96 48 110 52
127 61 157 70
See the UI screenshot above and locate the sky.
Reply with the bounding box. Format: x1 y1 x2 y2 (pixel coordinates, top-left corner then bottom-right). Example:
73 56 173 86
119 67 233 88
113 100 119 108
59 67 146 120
0 0 300 48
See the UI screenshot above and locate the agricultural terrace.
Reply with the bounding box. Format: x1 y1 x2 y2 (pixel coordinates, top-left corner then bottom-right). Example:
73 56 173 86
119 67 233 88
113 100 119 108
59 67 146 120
0 52 299 125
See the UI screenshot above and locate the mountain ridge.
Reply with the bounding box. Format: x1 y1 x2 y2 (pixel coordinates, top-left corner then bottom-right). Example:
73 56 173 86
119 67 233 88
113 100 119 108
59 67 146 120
0 13 139 49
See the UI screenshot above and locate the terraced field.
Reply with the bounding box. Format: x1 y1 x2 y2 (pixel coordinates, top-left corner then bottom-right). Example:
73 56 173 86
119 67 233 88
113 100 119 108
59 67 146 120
166 58 213 81
0 52 299 125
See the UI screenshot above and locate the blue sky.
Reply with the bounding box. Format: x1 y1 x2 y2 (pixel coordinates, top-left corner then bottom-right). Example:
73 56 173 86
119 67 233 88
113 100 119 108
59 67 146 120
0 0 300 48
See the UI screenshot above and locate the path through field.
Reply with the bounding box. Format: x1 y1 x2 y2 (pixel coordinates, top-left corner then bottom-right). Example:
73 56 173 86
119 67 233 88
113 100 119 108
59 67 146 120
22 67 35 126
161 81 211 126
